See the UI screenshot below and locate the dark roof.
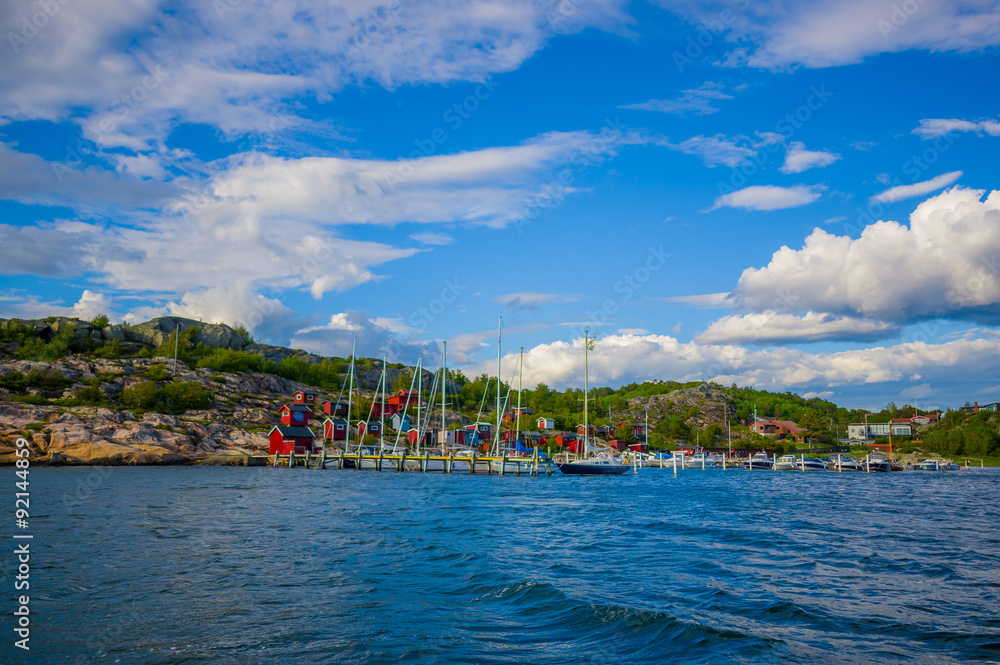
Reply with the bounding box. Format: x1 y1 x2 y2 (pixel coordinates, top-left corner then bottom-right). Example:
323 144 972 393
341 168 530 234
270 426 315 438
296 389 319 396
323 417 347 425
281 404 313 412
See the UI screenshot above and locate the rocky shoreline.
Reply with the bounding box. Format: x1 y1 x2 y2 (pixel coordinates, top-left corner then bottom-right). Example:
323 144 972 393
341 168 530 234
0 355 303 465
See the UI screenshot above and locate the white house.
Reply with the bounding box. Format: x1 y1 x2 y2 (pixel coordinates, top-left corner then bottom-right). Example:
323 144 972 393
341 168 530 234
537 417 555 430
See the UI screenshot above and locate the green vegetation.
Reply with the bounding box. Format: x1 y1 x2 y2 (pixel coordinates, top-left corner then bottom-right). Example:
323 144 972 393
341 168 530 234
122 380 211 414
920 409 1000 458
90 314 110 329
0 369 73 393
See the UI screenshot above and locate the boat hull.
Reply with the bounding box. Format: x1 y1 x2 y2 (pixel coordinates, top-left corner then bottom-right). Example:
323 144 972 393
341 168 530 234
556 461 631 475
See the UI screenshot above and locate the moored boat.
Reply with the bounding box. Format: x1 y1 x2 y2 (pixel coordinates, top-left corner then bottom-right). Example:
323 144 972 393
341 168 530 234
744 451 773 470
556 330 630 477
830 455 864 471
773 454 798 471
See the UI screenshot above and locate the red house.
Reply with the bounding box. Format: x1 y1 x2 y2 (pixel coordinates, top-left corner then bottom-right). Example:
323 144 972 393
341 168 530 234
269 426 318 454
554 432 577 448
293 390 319 405
280 404 313 426
408 429 435 447
576 424 596 436
322 400 349 417
357 420 382 439
749 418 805 442
322 417 349 441
385 390 421 417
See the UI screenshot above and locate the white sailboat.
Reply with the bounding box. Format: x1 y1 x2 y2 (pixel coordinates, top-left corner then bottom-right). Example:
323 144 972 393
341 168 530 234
358 356 397 470
489 343 549 475
403 341 472 472
556 330 630 476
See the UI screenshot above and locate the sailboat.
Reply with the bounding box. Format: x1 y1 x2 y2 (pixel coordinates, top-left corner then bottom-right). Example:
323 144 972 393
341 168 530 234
358 356 397 470
489 343 549 475
555 330 630 476
403 341 472 472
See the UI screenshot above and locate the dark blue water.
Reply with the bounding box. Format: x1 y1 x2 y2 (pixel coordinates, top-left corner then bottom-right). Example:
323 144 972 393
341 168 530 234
7 467 1000 664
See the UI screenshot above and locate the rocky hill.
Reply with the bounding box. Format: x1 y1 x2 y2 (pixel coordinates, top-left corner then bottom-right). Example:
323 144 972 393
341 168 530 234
619 383 733 429
0 355 304 464
0 315 327 366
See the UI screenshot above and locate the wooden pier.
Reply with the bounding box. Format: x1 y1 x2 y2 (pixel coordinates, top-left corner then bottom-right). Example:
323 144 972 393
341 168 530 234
252 450 555 476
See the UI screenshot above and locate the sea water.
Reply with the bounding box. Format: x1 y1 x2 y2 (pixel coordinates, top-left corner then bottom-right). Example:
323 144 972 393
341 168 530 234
7 466 1000 664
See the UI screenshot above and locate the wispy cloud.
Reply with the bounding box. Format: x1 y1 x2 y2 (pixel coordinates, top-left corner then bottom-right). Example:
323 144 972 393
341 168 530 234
410 232 455 246
664 134 757 168
696 311 899 345
780 141 840 174
661 0 1000 69
495 292 581 310
869 171 962 203
712 185 825 211
662 293 732 308
620 83 735 116
913 118 1000 139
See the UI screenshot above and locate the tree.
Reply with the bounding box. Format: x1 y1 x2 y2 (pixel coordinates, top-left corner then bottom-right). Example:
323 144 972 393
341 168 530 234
614 424 632 441
702 422 723 442
90 314 110 329
122 381 158 410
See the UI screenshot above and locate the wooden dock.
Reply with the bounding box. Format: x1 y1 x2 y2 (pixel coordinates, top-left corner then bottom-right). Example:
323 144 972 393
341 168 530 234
250 450 554 476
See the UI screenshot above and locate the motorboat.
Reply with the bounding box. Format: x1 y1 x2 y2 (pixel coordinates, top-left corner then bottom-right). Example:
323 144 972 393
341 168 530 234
773 454 798 471
797 456 828 471
829 455 864 471
744 451 773 470
684 452 718 469
556 450 631 475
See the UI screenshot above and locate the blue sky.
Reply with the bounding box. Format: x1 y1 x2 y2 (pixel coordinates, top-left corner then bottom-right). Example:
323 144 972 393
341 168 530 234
2 0 1000 411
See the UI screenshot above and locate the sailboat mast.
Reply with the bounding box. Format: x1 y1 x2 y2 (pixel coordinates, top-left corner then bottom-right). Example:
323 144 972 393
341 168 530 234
441 341 447 454
516 347 523 449
416 354 422 454
584 330 589 458
347 336 356 452
726 399 732 455
380 356 386 447
495 316 501 455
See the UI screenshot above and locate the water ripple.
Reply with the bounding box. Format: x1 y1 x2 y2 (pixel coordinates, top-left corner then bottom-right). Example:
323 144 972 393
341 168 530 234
16 466 1000 664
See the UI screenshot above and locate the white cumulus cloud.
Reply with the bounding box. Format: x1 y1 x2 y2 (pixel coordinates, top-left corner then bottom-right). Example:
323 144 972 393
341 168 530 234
731 187 1000 323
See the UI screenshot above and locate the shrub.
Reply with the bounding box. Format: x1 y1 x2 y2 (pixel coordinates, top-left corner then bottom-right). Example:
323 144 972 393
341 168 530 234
143 364 169 381
94 338 126 359
90 314 110 329
122 381 158 410
159 381 211 412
